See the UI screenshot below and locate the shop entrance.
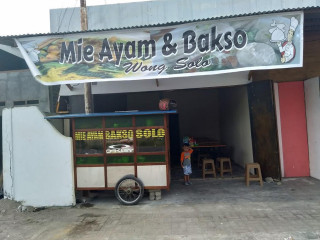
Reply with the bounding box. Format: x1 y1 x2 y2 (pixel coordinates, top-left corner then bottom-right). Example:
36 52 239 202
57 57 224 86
83 80 281 182
163 86 254 180
90 85 255 181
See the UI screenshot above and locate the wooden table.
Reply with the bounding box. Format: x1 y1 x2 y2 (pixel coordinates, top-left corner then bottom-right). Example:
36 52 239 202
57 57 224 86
192 144 227 167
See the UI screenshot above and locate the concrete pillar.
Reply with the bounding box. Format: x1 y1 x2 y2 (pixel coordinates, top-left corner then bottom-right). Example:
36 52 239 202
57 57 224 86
2 108 14 199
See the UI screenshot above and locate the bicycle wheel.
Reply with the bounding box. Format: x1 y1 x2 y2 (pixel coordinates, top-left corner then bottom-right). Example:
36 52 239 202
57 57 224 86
115 175 144 205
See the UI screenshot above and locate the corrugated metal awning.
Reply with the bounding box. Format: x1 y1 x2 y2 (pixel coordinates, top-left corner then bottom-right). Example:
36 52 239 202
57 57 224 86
0 4 319 42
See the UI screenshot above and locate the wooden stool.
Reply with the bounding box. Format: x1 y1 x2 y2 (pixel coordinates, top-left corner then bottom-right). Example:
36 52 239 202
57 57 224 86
198 153 210 167
202 159 216 179
245 163 263 186
217 157 232 177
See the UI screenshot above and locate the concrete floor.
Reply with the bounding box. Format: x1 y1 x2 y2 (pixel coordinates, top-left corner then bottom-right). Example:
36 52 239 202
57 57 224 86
1 177 320 240
170 161 244 180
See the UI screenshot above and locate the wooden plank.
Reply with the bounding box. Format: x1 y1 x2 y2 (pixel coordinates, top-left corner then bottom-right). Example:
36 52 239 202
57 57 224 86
247 80 281 179
133 116 138 178
74 128 104 131
137 162 166 166
72 119 78 189
77 187 111 190
103 116 108 188
76 186 168 190
105 127 135 130
76 164 105 167
164 114 170 190
76 154 104 157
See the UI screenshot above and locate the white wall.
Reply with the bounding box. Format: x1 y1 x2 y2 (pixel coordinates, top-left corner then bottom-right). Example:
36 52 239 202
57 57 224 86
274 83 285 178
220 86 254 167
304 77 320 180
2 106 75 207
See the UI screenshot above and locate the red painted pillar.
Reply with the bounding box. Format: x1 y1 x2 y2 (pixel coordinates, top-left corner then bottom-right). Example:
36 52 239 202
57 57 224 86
278 81 310 177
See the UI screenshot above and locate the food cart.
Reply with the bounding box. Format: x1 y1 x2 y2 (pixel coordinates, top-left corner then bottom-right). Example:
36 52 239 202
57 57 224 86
46 110 176 205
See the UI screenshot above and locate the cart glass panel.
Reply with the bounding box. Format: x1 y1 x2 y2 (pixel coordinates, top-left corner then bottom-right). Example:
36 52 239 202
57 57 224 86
105 129 134 154
106 116 132 128
107 156 134 164
137 155 166 163
76 157 104 165
75 117 103 129
135 115 163 127
136 128 165 152
75 131 104 154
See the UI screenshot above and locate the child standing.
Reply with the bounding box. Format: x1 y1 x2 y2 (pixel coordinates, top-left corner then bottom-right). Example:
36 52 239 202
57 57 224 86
181 143 193 185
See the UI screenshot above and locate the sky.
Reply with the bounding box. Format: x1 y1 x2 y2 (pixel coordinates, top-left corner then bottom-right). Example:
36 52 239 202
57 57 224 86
0 0 150 36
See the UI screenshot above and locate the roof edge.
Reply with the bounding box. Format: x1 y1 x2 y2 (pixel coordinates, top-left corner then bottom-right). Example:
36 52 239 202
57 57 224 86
1 6 319 40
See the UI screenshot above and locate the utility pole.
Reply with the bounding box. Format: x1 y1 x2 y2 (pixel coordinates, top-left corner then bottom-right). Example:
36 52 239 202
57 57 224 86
80 0 93 113
79 0 92 200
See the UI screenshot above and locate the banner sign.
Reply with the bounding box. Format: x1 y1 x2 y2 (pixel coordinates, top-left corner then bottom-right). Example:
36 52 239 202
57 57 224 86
15 11 303 85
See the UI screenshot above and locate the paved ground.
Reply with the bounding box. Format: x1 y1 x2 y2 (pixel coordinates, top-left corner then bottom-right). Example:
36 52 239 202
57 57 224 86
1 177 320 240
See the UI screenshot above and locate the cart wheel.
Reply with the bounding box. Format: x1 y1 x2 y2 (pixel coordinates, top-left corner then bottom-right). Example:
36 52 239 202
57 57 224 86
115 175 144 205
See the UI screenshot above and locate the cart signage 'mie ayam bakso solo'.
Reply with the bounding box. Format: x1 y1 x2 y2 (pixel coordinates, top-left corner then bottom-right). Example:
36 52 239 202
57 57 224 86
46 111 175 205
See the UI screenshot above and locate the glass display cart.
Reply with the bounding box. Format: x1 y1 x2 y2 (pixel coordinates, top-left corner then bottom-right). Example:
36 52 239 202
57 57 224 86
46 110 176 205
